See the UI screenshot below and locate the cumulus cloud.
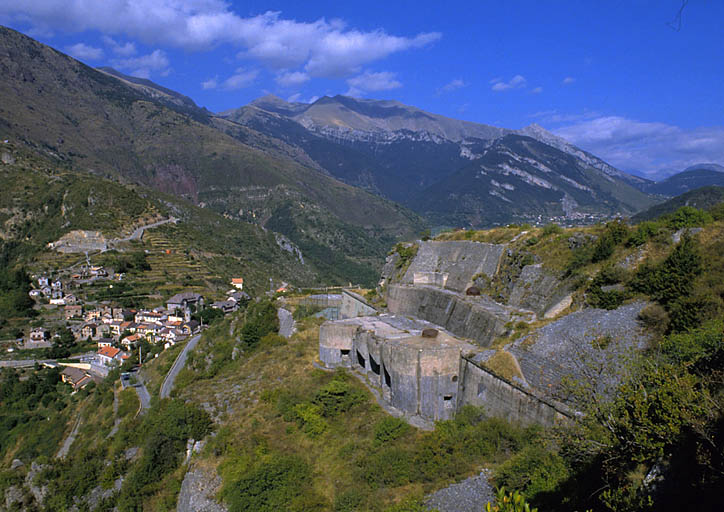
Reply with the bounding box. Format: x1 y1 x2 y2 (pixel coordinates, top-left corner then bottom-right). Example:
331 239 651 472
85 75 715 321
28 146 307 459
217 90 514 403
201 76 218 89
112 49 169 78
437 78 467 94
219 68 258 90
102 36 137 56
490 75 526 92
275 70 310 87
562 76 575 85
64 42 103 60
346 70 402 96
2 2 440 78
553 116 724 178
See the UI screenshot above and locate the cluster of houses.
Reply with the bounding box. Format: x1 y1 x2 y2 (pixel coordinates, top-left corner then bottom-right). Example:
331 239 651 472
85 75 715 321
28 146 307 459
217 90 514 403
28 267 117 305
21 274 252 391
69 292 206 351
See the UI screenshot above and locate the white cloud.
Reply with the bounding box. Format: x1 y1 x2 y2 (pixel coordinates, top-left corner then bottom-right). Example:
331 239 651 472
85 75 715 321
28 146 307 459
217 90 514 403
2 2 440 78
64 42 103 60
102 36 137 56
553 116 724 178
346 70 402 96
562 76 575 85
112 49 169 78
287 93 318 104
219 68 258 90
437 78 467 94
201 76 218 89
531 86 543 94
275 70 310 87
490 75 526 92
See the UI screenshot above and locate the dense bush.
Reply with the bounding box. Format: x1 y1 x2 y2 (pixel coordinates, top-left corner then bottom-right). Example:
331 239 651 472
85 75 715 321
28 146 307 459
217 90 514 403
222 455 321 512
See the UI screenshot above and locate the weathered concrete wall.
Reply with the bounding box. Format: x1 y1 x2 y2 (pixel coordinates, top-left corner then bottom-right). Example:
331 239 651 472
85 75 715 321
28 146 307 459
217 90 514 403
402 241 505 293
506 264 572 317
386 285 519 347
340 290 376 319
319 321 359 367
458 356 571 427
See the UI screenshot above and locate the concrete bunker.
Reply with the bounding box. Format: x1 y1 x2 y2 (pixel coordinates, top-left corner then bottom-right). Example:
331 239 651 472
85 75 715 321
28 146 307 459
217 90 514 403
319 315 475 422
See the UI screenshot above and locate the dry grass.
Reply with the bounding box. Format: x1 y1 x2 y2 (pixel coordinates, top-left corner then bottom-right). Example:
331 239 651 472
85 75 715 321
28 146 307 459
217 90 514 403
484 350 524 381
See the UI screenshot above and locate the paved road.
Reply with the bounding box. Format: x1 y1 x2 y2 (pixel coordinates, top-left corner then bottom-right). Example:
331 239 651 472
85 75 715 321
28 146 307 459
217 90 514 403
160 334 201 399
278 308 295 339
134 373 152 414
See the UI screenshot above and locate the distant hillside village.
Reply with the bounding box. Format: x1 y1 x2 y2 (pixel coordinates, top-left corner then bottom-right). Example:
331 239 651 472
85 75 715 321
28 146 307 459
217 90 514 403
14 267 250 391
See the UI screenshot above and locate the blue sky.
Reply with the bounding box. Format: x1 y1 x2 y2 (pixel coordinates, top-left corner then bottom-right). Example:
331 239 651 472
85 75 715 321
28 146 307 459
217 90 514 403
2 1 723 179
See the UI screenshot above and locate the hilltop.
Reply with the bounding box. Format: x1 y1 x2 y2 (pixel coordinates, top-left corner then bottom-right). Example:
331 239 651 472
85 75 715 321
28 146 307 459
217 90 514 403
0 26 425 287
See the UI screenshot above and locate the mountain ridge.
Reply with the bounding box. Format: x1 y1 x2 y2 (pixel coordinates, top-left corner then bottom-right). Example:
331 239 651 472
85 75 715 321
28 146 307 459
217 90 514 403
221 94 656 226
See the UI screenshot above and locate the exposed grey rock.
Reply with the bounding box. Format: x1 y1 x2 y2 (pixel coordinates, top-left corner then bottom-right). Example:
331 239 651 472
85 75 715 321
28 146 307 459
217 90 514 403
1 152 15 165
10 459 23 470
123 446 139 461
25 461 48 506
4 485 25 510
425 470 495 512
567 232 596 249
672 227 703 244
177 466 227 512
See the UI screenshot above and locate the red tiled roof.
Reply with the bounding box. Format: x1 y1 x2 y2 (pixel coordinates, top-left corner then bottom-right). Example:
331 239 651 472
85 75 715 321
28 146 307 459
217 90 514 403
98 346 120 358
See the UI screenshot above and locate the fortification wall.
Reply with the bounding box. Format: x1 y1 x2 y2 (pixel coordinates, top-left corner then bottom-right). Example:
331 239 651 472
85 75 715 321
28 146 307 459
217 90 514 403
340 291 376 319
386 285 519 347
458 356 572 427
401 241 505 293
506 264 572 317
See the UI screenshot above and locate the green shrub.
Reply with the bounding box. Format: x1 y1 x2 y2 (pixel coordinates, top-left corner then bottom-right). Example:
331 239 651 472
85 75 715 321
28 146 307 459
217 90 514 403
495 444 569 499
485 488 538 512
312 374 365 417
223 455 316 512
542 223 563 236
374 416 411 445
361 446 414 486
293 403 327 437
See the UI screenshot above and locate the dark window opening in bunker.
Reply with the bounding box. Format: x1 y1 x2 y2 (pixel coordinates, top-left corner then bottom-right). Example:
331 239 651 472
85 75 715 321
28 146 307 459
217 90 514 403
340 349 350 358
452 375 458 382
369 354 381 376
356 350 366 368
384 366 392 388
443 394 454 408
477 382 486 398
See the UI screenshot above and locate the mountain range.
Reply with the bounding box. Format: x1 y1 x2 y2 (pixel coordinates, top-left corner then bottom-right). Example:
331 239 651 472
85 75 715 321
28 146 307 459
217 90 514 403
1 24 722 286
220 94 657 226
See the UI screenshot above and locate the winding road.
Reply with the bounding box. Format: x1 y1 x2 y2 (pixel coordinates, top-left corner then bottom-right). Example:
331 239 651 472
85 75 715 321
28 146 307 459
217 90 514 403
111 216 178 244
160 334 201 399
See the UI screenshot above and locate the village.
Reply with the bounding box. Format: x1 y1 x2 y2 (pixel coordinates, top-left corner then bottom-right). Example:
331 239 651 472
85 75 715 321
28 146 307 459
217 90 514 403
11 265 250 392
